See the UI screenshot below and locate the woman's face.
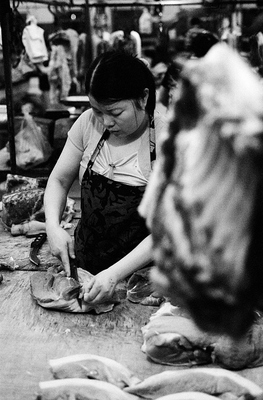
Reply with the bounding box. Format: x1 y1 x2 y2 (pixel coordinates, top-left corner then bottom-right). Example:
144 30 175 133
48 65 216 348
89 94 147 139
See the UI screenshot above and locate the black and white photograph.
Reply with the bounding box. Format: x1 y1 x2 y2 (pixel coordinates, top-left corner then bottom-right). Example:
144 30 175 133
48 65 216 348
1 0 263 399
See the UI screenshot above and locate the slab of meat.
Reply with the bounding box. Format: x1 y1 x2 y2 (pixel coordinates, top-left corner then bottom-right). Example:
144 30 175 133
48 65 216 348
1 173 48 227
141 302 263 370
2 188 45 227
124 368 263 400
139 43 263 338
36 353 263 400
1 174 75 231
30 266 119 313
49 354 141 389
36 378 139 400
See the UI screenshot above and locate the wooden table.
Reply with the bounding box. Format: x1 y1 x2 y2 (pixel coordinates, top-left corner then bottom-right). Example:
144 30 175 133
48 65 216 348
1 217 263 400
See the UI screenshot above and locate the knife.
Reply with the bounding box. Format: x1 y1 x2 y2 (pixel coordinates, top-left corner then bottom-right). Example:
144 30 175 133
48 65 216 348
69 257 82 309
29 233 47 266
69 257 79 282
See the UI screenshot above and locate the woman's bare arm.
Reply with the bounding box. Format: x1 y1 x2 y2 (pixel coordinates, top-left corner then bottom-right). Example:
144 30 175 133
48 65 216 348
44 138 82 274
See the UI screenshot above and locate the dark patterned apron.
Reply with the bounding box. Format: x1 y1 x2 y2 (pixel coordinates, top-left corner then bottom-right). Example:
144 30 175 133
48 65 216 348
74 117 156 274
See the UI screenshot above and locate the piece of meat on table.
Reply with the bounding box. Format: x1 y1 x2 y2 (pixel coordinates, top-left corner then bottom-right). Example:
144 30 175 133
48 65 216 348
141 302 263 370
36 378 140 400
124 368 263 400
139 43 263 338
49 353 141 389
30 266 120 313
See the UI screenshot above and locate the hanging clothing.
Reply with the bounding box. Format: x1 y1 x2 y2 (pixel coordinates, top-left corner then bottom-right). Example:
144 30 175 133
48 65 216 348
65 28 79 80
48 44 72 104
76 33 87 93
22 17 48 64
110 30 141 57
73 116 157 274
48 29 79 103
91 31 111 59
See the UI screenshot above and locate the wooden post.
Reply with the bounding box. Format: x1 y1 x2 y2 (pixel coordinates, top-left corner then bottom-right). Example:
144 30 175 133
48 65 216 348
0 0 17 173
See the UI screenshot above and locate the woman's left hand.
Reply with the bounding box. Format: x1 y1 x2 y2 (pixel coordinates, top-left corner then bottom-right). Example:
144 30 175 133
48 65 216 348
81 269 118 304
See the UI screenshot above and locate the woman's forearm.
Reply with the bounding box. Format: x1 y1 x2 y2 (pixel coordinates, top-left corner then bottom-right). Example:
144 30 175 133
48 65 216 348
44 178 69 228
108 235 153 282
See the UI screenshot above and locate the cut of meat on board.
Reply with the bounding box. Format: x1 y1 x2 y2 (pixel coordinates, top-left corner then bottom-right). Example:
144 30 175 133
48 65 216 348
36 378 140 400
141 304 263 370
36 354 263 400
124 368 263 400
49 353 141 389
30 266 120 313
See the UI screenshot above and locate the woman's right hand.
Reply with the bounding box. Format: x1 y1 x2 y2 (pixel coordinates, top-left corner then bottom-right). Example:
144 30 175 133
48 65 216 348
46 225 75 276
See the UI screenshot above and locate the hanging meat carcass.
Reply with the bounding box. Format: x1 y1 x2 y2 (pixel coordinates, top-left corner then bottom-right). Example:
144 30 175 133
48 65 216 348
139 43 263 338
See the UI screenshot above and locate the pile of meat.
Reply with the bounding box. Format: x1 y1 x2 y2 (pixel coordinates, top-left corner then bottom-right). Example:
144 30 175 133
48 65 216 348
35 353 263 399
139 43 263 338
30 265 164 313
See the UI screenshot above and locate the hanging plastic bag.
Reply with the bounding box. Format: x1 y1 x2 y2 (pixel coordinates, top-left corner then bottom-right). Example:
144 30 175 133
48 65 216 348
13 112 53 170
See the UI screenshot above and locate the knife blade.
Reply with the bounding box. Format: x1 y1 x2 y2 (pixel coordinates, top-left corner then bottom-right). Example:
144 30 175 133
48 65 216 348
69 257 79 282
29 233 47 266
69 257 82 309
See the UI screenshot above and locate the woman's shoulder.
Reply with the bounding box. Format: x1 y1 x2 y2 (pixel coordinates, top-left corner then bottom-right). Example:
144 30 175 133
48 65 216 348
76 108 97 125
68 108 104 150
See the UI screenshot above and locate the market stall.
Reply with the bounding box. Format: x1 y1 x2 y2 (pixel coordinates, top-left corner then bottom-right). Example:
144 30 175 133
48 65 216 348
2 2 263 399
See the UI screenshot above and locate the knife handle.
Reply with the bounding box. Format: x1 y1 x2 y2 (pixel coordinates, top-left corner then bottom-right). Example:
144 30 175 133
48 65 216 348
31 233 47 248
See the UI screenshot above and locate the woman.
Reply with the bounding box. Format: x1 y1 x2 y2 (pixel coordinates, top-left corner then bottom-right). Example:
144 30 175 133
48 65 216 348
44 50 167 304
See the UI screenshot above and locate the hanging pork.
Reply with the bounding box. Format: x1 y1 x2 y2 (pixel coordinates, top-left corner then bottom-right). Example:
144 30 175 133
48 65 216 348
139 43 263 338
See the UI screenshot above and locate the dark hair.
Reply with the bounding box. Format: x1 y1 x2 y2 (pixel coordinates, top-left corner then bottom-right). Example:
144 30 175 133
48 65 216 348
85 50 156 116
190 31 219 57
